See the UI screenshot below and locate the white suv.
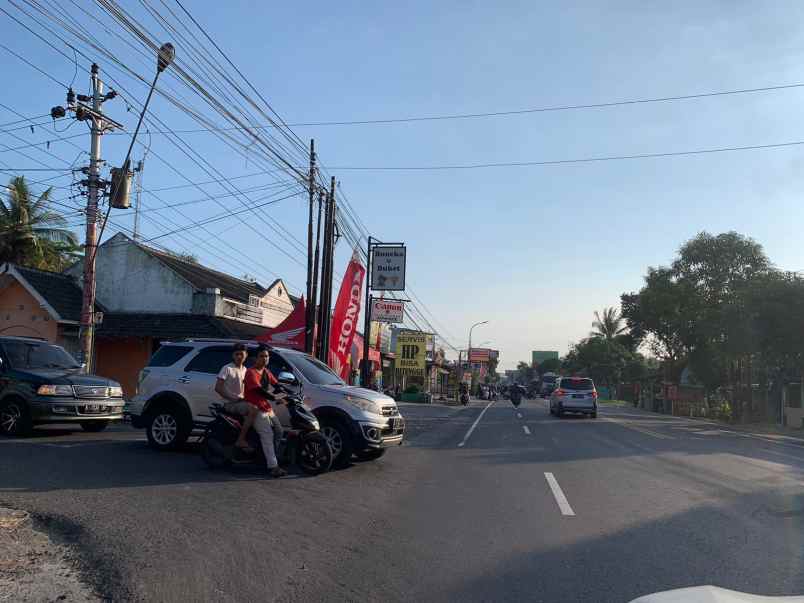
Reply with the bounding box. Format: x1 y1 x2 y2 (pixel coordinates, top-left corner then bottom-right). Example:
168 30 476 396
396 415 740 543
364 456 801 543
125 339 405 466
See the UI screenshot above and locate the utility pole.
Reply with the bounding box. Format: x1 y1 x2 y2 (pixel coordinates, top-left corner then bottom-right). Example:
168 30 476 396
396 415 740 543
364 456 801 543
305 139 316 353
318 177 337 363
310 189 324 358
78 64 106 371
361 236 373 386
133 159 144 240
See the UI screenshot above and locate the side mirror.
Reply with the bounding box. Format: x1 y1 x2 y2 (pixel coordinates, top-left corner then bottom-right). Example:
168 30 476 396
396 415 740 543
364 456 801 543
277 371 297 385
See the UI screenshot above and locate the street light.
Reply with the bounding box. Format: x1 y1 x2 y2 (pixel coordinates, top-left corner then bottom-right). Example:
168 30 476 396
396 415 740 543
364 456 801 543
468 320 489 371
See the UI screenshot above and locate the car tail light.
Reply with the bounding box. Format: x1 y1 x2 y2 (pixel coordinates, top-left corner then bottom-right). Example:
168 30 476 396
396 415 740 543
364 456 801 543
591 390 598 399
554 389 566 396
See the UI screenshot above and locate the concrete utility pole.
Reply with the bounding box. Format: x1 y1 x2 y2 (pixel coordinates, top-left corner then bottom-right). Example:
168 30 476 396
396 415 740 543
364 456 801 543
310 189 324 357
78 64 106 371
305 139 316 353
318 177 337 363
133 159 144 240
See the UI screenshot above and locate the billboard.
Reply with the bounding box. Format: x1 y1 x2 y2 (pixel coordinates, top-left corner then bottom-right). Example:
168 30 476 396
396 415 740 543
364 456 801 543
371 246 406 291
469 348 492 362
395 330 427 375
532 350 559 365
371 298 404 323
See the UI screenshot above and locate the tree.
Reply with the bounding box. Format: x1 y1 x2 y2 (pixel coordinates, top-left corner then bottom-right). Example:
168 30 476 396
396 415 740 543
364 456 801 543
591 307 626 341
516 361 536 384
0 176 80 271
536 357 561 375
562 337 631 388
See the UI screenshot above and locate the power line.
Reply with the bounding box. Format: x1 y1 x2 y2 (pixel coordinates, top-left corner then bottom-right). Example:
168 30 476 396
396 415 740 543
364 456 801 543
321 139 804 171
120 81 804 132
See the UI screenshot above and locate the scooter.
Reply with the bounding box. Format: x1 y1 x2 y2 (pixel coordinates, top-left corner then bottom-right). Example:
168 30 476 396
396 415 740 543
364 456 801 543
460 392 469 405
510 385 523 407
200 374 332 475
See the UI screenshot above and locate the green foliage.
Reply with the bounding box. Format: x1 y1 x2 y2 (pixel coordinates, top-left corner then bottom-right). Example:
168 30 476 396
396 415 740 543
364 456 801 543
0 176 80 271
591 307 626 340
516 360 536 383
403 384 420 395
536 357 561 375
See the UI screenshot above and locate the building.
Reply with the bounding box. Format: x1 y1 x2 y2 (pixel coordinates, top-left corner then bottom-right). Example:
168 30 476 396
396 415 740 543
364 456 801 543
69 233 295 329
0 263 87 357
0 236 297 396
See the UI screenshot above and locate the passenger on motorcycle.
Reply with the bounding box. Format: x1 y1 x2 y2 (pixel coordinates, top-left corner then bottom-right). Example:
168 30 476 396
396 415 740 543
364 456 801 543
214 343 254 451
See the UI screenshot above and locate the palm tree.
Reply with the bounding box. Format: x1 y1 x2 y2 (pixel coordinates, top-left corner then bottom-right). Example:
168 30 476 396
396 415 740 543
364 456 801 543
0 176 79 270
591 307 626 341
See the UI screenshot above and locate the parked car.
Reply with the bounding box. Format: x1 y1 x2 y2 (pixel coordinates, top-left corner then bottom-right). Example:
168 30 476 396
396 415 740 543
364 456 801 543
549 376 598 418
126 339 405 466
0 336 124 436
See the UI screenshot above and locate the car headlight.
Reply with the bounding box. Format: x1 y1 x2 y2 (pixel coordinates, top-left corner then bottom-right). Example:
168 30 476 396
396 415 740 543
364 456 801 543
37 384 74 396
108 386 123 398
344 395 382 415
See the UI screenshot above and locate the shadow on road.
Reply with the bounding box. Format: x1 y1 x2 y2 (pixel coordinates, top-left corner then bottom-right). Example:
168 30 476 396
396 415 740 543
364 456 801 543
443 493 804 603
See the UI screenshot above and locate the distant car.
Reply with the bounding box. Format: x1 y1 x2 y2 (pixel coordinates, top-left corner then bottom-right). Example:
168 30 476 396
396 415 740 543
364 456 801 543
539 373 558 398
0 336 124 436
549 376 598 418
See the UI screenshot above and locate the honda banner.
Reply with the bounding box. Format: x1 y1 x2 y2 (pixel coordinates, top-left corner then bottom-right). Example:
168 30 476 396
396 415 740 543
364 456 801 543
329 252 366 379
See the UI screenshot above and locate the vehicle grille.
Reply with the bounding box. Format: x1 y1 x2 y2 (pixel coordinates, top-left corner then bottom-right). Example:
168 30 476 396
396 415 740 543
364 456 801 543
381 406 399 417
72 385 109 399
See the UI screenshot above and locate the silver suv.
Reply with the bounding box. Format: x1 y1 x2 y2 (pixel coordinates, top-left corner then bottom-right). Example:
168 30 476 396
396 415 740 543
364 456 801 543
549 376 598 418
125 339 405 466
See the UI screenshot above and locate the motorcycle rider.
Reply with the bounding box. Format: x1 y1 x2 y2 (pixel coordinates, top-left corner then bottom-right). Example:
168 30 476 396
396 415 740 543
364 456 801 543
243 345 287 478
214 343 254 451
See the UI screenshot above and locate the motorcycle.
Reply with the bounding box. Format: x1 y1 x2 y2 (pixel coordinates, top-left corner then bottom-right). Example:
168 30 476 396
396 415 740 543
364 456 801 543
510 385 523 407
200 373 332 476
460 392 469 405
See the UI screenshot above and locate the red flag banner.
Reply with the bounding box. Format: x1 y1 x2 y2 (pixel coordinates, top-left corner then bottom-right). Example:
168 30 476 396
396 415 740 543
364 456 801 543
329 253 366 379
256 297 306 350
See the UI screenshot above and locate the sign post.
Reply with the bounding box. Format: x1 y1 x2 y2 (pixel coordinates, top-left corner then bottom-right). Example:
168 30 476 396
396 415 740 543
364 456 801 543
362 237 407 386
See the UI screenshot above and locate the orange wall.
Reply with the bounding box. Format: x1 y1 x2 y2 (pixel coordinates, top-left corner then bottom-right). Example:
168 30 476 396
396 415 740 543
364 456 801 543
0 281 59 341
95 337 152 398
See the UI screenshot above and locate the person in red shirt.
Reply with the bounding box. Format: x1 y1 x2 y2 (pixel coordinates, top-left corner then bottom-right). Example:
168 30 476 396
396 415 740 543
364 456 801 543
243 345 287 477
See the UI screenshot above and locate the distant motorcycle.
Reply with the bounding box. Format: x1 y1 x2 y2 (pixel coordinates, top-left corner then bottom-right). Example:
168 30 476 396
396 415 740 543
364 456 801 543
510 385 524 407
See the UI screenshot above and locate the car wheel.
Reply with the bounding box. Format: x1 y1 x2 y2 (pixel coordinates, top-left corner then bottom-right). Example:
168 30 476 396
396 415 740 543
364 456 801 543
0 398 32 437
355 448 386 462
146 405 190 450
80 421 109 432
556 404 564 418
319 419 354 468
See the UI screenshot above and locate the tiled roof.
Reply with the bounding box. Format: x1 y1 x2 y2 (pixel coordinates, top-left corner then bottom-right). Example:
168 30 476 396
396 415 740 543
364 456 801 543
12 265 88 322
137 243 268 303
96 313 268 340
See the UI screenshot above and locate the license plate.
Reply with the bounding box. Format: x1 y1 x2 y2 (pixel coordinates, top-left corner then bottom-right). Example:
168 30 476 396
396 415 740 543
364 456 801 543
84 404 103 413
572 394 585 399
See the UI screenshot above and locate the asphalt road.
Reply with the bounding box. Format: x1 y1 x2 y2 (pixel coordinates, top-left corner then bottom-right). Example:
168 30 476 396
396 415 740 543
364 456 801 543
1 399 803 602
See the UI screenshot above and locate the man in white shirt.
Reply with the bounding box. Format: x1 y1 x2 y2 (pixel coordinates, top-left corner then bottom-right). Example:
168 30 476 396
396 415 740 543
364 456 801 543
214 343 257 451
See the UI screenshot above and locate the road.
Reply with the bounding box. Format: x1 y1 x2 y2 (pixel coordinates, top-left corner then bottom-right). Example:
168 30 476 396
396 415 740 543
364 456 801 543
1 399 803 602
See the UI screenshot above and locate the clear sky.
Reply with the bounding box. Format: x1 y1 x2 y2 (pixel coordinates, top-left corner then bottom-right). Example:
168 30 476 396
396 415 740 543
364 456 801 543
3 1 804 370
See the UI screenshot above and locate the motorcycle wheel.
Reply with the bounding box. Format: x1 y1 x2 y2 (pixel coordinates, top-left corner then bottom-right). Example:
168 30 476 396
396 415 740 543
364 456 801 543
298 433 333 475
201 436 228 469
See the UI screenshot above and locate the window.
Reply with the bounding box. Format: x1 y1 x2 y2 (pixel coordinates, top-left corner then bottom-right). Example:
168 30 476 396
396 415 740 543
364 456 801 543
288 353 344 386
249 295 261 307
147 345 193 367
184 346 237 374
277 287 282 296
267 352 293 378
560 378 595 391
1 340 80 370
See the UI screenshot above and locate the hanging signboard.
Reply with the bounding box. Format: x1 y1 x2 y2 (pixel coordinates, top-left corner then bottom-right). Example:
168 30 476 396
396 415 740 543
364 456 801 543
371 298 404 323
371 246 406 291
395 330 427 374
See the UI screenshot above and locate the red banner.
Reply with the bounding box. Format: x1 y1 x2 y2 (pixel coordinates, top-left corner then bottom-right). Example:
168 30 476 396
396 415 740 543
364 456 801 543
329 253 366 379
256 297 306 350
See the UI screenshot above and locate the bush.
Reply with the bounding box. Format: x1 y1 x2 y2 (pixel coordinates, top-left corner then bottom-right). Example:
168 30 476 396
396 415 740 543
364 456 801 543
403 385 420 395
